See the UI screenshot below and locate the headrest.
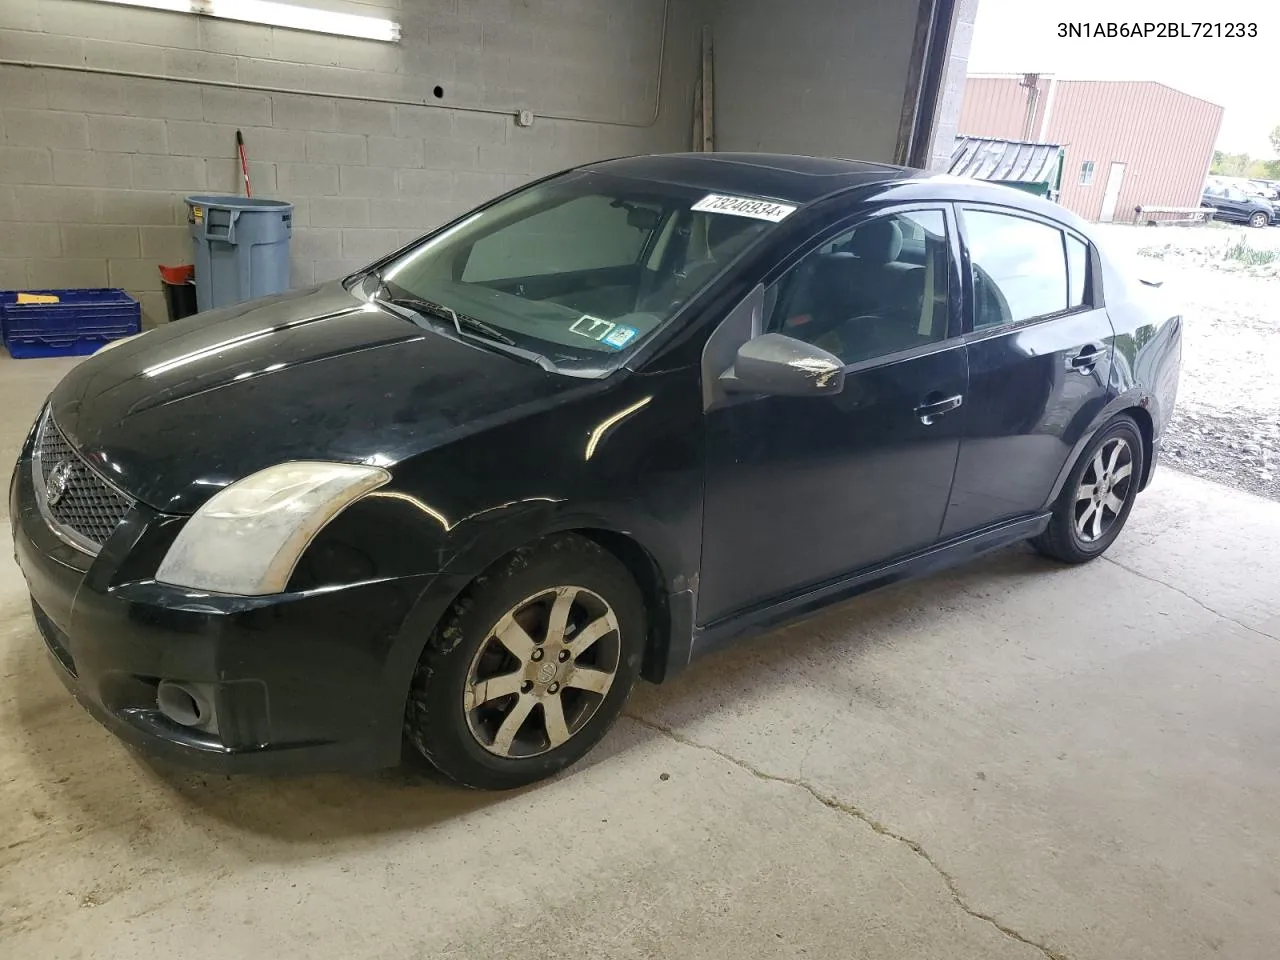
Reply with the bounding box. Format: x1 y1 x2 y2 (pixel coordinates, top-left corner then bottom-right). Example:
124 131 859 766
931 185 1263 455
707 215 758 257
847 219 903 264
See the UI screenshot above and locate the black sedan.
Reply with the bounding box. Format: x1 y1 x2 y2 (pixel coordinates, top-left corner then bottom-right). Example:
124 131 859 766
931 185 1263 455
12 154 1182 789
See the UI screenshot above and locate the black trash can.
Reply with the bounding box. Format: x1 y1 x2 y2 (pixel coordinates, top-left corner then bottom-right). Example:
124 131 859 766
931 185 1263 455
159 264 198 322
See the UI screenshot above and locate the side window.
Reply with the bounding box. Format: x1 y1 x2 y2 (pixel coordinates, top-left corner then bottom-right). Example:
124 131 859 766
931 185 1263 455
765 210 950 366
462 195 650 281
1066 234 1089 307
963 210 1068 330
1079 161 1095 186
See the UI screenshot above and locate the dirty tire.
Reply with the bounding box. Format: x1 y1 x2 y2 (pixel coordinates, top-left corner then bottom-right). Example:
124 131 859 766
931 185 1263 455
1031 414 1145 564
404 534 645 790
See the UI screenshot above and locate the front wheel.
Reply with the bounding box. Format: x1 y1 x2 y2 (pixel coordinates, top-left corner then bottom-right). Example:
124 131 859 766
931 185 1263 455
1249 211 1269 228
1031 416 1145 564
404 534 646 790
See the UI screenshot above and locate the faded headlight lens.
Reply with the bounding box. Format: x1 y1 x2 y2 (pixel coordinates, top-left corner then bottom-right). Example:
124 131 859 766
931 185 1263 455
155 461 390 596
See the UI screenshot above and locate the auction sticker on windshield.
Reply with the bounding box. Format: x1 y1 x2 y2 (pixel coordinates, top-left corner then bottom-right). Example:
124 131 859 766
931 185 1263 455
692 194 797 222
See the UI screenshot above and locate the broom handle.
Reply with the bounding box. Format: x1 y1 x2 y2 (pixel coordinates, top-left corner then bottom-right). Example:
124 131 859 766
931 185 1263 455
236 129 252 198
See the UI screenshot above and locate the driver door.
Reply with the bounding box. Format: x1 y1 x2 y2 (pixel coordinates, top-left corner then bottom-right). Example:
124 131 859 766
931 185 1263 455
697 206 969 625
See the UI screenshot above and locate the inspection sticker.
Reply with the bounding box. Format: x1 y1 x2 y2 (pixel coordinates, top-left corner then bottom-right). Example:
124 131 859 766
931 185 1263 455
602 325 638 350
691 193 797 222
570 314 616 341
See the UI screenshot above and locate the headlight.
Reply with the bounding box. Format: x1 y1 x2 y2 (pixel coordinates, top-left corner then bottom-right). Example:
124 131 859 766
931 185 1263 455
155 461 390 595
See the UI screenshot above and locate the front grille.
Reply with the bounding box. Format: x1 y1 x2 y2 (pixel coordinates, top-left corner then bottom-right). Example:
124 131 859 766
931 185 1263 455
33 411 133 553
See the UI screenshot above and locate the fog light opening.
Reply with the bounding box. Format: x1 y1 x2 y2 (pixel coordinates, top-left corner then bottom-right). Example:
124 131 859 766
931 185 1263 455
157 681 207 727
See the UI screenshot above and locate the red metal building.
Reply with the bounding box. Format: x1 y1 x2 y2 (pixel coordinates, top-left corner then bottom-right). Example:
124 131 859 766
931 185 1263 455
957 75 1224 222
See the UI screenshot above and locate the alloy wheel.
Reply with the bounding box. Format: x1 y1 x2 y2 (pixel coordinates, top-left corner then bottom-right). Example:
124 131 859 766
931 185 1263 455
1073 436 1134 543
463 585 621 758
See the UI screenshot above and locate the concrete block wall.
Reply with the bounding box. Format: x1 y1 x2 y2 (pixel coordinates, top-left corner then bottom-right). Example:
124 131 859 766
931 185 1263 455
0 0 701 326
927 0 980 172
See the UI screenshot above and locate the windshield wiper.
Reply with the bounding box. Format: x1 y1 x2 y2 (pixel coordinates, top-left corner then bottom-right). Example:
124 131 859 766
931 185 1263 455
368 277 516 346
415 299 517 346
366 275 569 373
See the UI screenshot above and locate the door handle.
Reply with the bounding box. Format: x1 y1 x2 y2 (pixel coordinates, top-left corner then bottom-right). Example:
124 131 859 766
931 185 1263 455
1068 345 1104 372
915 393 963 425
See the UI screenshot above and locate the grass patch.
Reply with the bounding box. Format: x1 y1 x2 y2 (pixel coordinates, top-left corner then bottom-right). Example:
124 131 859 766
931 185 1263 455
1222 237 1280 266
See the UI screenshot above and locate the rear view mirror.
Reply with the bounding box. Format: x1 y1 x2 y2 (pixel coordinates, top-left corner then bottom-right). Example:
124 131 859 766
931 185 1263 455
720 333 844 397
626 207 662 231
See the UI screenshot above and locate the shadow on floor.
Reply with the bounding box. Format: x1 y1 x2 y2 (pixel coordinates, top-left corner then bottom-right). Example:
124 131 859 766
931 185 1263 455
5 541 1068 846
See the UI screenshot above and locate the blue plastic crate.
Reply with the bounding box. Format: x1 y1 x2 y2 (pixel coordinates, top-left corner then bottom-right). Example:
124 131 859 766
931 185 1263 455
0 288 141 359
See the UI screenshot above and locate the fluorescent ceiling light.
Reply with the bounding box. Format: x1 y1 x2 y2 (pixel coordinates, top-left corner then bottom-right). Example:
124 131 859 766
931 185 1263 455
91 0 401 43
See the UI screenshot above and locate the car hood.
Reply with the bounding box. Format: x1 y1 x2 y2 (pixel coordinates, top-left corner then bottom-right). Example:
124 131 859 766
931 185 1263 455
49 282 581 513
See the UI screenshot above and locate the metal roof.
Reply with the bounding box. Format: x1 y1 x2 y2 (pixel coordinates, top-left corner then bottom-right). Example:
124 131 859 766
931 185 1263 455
949 136 1063 185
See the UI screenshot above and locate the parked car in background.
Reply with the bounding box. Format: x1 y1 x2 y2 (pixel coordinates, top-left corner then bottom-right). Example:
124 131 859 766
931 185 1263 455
1209 175 1276 198
13 153 1183 790
1246 179 1280 201
1203 182 1277 227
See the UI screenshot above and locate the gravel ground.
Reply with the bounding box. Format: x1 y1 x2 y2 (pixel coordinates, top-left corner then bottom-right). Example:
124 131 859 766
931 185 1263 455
1096 223 1280 501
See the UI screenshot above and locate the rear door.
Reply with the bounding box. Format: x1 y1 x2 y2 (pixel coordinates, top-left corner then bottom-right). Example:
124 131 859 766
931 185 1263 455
940 205 1115 537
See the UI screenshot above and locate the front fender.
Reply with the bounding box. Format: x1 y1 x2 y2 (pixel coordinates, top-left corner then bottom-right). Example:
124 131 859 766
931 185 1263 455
298 364 707 699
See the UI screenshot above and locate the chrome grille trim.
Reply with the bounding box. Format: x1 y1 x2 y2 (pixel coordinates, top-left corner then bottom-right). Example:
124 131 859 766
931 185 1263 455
32 409 134 556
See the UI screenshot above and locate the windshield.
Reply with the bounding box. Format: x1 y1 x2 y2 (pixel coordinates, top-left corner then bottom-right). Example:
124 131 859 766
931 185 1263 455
370 171 790 374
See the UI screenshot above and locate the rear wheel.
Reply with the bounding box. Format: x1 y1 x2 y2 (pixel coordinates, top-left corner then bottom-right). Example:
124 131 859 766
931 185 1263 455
1031 416 1144 564
404 534 646 790
1249 210 1269 228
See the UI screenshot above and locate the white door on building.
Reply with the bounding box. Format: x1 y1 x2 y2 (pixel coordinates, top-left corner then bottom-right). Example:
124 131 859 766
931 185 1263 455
1099 162 1126 222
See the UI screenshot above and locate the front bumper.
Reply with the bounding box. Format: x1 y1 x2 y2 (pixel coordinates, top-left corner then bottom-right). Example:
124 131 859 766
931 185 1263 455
11 455 437 774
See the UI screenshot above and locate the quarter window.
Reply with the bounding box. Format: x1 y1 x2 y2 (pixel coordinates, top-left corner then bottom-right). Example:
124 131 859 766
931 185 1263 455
1066 234 1089 307
964 210 1069 329
1080 161 1095 185
767 210 950 365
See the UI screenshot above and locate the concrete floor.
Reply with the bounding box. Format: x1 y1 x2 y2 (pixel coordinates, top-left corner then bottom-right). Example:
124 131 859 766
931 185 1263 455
2 356 1279 960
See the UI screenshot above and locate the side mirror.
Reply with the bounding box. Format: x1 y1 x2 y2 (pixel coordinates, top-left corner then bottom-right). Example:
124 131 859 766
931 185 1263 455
720 333 844 397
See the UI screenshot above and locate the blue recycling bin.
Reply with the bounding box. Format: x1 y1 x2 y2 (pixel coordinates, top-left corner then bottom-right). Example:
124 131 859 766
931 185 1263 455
186 195 293 312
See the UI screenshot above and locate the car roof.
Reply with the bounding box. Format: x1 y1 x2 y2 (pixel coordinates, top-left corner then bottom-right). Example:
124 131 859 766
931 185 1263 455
581 152 923 205
579 153 1091 231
